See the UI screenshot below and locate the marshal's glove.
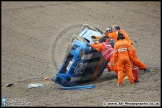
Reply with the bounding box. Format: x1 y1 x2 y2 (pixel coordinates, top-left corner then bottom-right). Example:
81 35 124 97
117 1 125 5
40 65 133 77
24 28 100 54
91 36 97 39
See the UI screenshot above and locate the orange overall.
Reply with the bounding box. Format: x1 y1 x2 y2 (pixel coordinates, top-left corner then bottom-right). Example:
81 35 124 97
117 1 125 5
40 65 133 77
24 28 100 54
130 45 147 69
119 29 147 69
89 41 118 74
114 39 134 85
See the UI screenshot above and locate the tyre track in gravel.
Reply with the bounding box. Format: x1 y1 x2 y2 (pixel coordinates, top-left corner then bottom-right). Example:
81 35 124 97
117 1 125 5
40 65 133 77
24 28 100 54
51 24 82 71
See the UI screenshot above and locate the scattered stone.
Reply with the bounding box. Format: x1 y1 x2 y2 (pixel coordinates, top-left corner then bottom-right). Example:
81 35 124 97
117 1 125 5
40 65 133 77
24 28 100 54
5 83 13 87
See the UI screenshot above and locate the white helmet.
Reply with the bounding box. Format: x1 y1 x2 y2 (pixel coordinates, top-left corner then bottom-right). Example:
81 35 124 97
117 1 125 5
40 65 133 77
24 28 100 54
106 27 112 32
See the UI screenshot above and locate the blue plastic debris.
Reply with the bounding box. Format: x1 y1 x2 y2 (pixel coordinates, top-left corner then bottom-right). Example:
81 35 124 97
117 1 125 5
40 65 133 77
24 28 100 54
28 83 43 89
59 84 95 90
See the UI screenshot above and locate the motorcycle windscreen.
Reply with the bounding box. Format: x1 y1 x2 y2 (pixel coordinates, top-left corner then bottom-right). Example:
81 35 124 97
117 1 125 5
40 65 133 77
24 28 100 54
79 51 108 83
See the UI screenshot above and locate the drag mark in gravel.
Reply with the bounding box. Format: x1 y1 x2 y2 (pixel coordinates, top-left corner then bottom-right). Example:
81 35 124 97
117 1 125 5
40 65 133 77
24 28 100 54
51 24 82 71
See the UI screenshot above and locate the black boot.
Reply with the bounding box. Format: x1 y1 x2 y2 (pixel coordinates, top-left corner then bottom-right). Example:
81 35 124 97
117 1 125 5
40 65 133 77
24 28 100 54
144 68 150 73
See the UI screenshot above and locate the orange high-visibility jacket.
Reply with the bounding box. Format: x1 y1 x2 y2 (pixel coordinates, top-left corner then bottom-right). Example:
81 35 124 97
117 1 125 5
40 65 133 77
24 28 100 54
90 41 118 74
101 42 114 61
89 42 105 52
104 31 118 42
89 42 113 61
113 39 132 62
